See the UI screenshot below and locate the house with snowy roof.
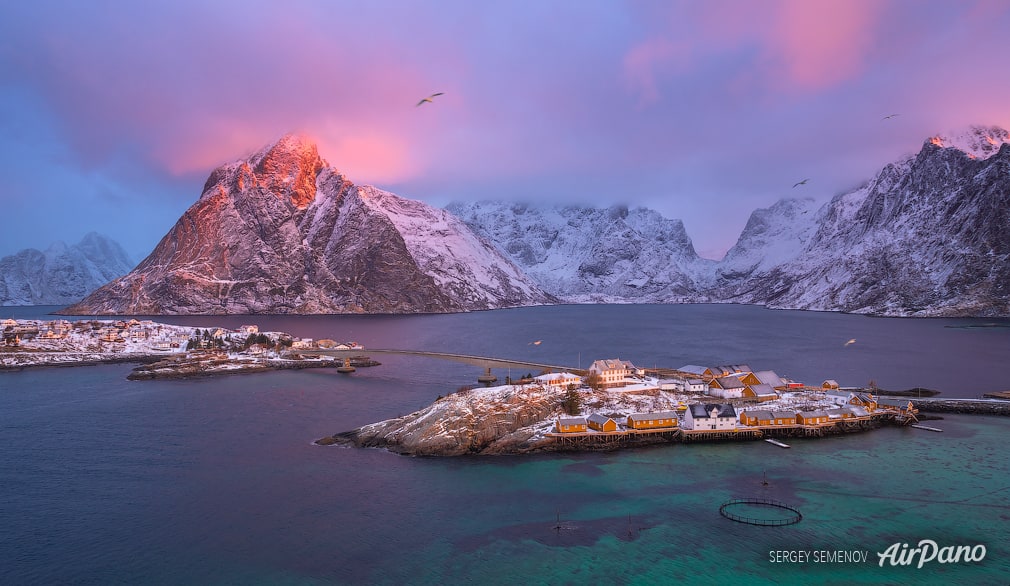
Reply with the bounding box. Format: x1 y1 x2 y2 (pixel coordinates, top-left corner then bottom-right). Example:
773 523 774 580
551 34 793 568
626 412 679 430
555 417 587 433
679 365 715 378
742 383 778 402
684 403 737 430
709 375 746 399
588 359 636 388
797 410 829 425
587 414 618 432
534 372 582 390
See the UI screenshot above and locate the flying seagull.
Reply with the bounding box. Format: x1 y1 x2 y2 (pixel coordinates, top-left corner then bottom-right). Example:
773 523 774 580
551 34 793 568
882 114 899 120
416 92 444 107
792 179 809 188
529 340 542 346
844 338 857 347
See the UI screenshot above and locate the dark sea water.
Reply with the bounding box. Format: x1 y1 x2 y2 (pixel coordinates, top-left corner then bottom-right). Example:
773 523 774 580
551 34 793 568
2 304 1009 584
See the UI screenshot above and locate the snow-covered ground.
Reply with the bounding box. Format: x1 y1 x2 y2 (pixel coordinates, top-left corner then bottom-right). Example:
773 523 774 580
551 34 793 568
0 318 300 369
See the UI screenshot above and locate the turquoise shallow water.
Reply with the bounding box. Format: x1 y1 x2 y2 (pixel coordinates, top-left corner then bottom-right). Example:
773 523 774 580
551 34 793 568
2 305 1010 584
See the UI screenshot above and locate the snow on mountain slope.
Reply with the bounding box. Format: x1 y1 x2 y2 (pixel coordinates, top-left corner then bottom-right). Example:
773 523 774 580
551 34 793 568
446 202 715 302
0 233 134 306
720 125 1010 316
65 135 552 315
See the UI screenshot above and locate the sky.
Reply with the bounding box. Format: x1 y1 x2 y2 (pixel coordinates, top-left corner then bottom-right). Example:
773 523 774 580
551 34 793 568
1 0 1008 262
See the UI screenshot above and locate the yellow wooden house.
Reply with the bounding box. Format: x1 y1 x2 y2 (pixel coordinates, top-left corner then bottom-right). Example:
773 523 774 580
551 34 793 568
626 412 679 430
739 409 774 426
796 410 829 425
555 417 587 433
587 414 618 432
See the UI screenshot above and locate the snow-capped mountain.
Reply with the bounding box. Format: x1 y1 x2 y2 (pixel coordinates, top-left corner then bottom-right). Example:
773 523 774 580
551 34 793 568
65 135 553 315
720 125 1010 316
0 233 134 306
446 202 715 302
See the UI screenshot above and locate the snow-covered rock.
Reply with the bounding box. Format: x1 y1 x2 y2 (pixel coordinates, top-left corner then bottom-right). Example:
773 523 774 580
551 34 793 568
0 233 133 306
446 202 715 302
65 135 553 314
720 125 1010 316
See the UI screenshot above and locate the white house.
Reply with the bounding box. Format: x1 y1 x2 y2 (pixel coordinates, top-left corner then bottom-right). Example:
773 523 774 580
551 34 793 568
533 372 582 390
709 375 746 399
686 379 707 393
684 403 737 430
588 359 636 388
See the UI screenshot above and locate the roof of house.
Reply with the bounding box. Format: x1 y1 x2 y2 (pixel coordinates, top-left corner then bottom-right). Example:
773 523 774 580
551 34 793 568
535 372 580 383
798 410 829 418
687 378 705 385
771 410 797 419
587 413 617 425
679 365 711 376
878 398 913 408
753 370 786 388
557 417 587 426
713 375 746 389
823 379 840 386
690 403 737 418
590 359 636 372
847 406 870 417
825 390 853 399
628 412 679 421
715 364 752 374
748 383 777 397
741 409 775 420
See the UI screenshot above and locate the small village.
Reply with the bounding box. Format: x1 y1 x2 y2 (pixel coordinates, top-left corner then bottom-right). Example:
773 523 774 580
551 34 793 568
0 318 364 375
530 358 920 448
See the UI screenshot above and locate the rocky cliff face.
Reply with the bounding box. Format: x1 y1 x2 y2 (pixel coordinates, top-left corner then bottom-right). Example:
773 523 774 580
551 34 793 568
446 202 715 303
0 233 133 306
327 384 561 456
720 125 1010 316
64 135 553 315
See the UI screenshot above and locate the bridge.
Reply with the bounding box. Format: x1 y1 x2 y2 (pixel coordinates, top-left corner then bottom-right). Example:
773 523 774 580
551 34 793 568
303 348 583 376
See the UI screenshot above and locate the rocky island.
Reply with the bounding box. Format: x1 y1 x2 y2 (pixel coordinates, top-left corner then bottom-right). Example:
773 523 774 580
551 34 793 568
318 361 922 456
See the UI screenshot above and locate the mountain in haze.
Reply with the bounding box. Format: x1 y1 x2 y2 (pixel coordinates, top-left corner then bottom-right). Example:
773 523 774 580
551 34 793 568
65 135 553 315
447 125 1010 317
0 233 134 306
446 202 715 303
716 125 1010 316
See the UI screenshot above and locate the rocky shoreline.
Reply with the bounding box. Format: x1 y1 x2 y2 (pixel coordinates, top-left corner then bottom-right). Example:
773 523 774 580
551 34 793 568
127 353 379 380
909 399 1010 416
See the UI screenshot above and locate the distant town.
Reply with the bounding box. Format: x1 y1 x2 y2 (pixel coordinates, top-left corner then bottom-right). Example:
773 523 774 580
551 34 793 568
1 318 366 377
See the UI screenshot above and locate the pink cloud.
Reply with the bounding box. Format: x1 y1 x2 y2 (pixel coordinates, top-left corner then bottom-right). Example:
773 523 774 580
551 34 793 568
767 0 883 90
21 3 460 189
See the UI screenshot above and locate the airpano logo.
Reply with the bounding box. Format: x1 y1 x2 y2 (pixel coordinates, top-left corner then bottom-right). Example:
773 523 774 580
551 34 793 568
877 540 987 568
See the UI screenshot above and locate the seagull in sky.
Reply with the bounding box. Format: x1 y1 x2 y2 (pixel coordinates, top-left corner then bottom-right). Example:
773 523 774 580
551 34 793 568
529 340 542 346
844 338 857 347
416 92 444 107
792 179 809 188
882 113 900 120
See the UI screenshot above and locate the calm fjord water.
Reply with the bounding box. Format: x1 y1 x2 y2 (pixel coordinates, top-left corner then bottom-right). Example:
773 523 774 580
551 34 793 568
2 304 1009 584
